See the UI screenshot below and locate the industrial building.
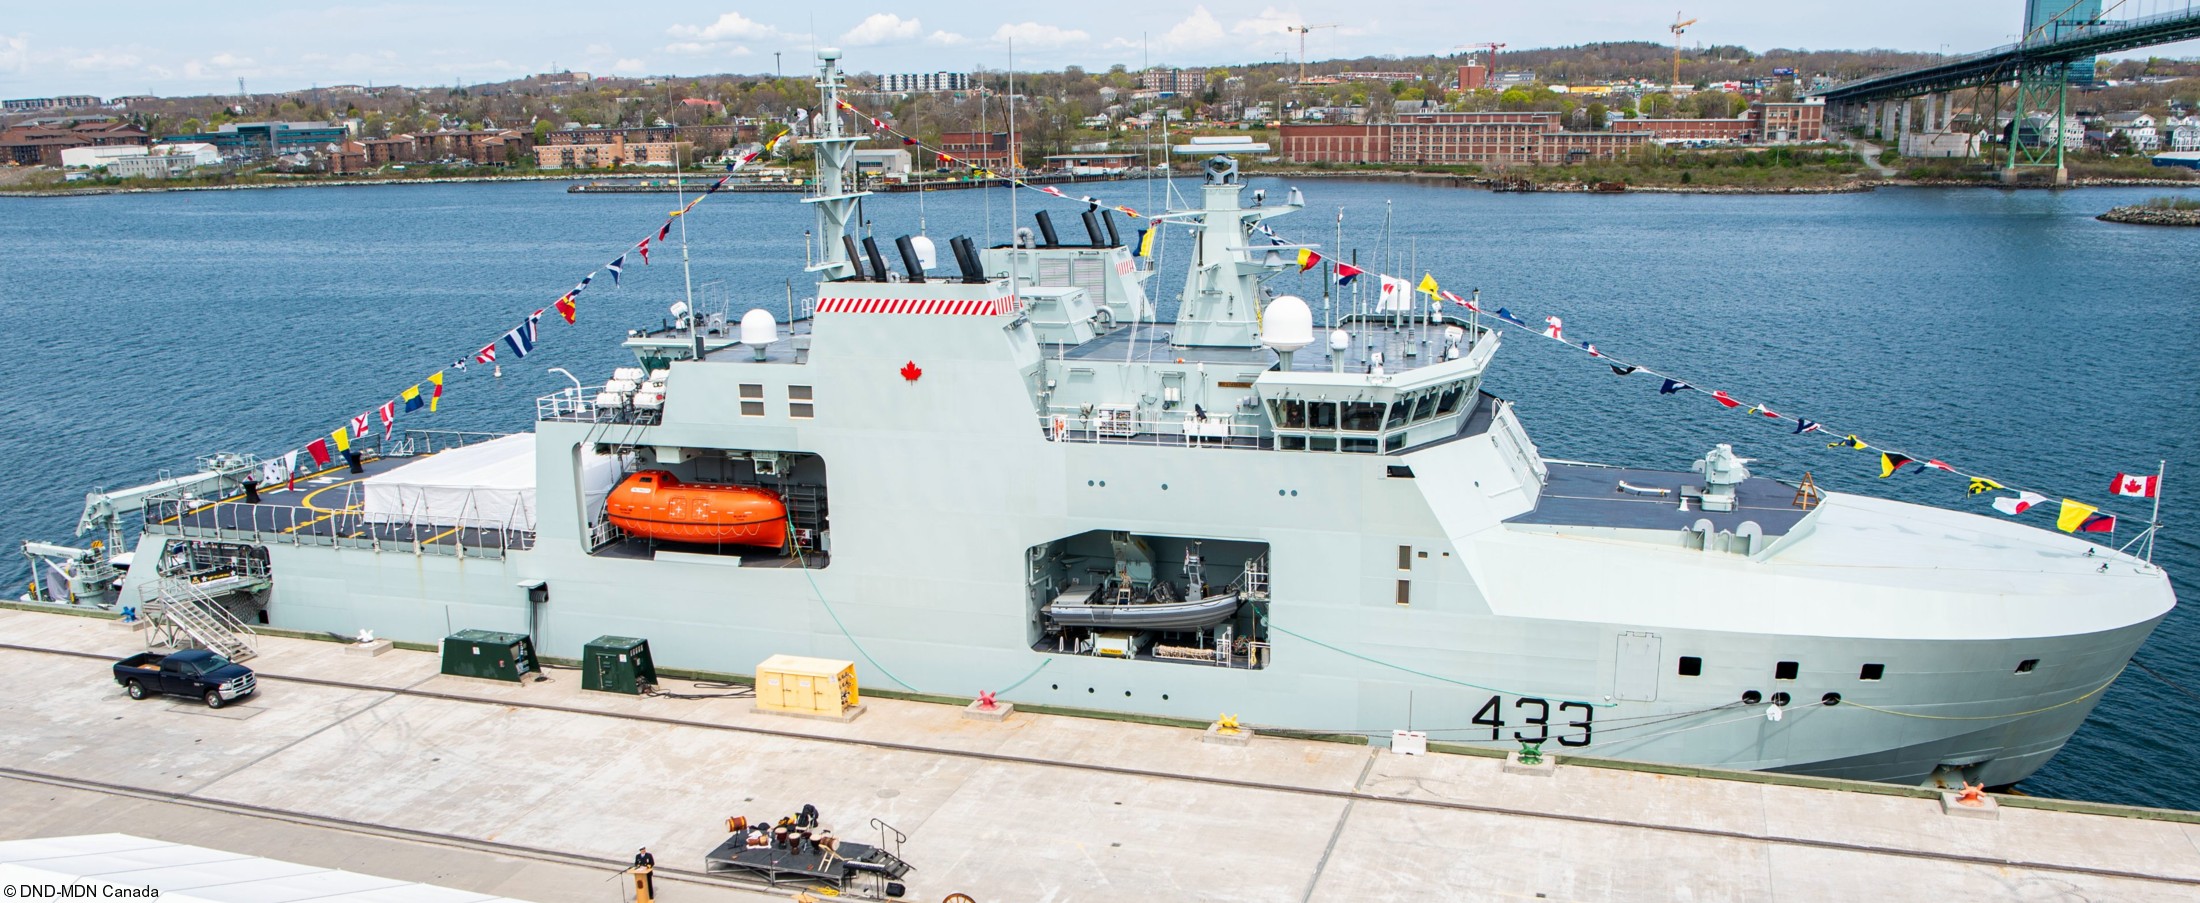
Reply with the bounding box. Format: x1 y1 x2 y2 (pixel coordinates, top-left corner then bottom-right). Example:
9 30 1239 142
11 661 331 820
938 131 1021 169
158 121 351 158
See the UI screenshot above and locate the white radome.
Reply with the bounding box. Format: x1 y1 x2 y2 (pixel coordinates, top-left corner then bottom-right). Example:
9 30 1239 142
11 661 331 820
1262 296 1314 352
740 309 780 346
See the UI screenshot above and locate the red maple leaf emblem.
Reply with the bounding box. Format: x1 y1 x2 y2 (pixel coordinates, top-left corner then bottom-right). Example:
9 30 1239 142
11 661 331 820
900 361 922 382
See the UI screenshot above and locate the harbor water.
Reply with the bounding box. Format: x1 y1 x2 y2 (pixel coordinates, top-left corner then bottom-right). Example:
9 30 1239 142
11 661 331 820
1 177 2193 809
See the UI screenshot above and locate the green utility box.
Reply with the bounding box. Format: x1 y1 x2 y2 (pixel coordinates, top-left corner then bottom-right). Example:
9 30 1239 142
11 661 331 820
581 635 657 695
441 630 537 682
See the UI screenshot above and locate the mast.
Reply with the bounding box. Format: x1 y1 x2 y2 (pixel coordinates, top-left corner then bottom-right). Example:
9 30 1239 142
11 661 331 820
675 149 701 359
800 48 868 281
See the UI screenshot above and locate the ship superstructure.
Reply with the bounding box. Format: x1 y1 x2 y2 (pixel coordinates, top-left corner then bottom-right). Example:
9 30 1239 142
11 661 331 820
25 51 2175 788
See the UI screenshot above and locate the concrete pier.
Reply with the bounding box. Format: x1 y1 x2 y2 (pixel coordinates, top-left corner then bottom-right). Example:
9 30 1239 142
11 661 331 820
3 607 2198 902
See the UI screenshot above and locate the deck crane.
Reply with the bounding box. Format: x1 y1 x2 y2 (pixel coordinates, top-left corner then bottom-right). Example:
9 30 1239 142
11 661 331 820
1670 13 1699 89
1451 42 1508 88
1285 24 1339 84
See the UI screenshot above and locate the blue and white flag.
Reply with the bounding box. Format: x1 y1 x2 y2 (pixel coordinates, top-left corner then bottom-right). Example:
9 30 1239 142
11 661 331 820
502 312 540 359
1659 378 1690 395
607 255 625 285
1794 417 1822 434
1493 307 1527 327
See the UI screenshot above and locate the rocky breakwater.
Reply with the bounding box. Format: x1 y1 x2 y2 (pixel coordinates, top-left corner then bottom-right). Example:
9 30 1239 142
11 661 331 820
2099 202 2200 226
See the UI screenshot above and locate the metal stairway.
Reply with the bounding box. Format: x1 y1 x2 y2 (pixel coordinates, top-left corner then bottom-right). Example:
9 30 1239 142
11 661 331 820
144 576 258 662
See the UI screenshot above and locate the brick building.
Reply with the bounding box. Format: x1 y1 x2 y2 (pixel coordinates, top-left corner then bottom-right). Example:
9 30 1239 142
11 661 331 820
0 122 148 166
938 131 1021 170
1281 112 1652 166
534 137 690 169
1750 102 1824 142
420 129 530 164
1138 67 1206 95
1611 118 1753 141
1458 64 1488 91
546 125 742 150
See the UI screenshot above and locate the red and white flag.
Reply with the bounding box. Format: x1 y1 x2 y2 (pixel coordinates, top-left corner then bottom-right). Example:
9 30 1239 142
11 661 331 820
1993 491 2049 516
378 401 396 438
350 413 370 438
1543 316 1564 339
2111 472 2160 498
475 344 497 364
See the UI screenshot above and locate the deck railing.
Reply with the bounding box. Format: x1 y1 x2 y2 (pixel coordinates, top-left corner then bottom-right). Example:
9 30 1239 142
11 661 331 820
140 492 534 559
1038 408 1269 449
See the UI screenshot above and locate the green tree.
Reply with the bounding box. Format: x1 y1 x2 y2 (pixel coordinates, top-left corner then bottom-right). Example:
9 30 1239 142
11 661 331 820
1586 102 1608 130
1641 93 1676 117
533 120 551 144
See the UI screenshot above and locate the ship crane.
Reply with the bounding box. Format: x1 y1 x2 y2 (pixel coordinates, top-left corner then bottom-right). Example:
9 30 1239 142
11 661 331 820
1285 24 1339 85
1670 13 1700 89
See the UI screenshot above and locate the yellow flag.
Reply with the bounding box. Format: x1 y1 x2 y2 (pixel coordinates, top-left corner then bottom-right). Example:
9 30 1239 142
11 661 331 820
1418 273 1440 298
2055 499 2098 533
1138 226 1156 258
331 427 351 453
429 371 444 412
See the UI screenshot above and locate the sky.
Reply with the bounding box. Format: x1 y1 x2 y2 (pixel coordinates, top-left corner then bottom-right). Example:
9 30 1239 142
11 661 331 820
3 1 2196 98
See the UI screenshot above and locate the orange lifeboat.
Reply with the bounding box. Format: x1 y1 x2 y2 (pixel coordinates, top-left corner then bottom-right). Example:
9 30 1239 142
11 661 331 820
605 471 789 548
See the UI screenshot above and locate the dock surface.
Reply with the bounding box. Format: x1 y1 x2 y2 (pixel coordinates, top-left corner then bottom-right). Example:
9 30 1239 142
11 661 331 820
2 607 2196 902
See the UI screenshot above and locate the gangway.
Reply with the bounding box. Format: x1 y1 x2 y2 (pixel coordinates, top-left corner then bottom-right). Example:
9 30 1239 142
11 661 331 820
141 575 258 663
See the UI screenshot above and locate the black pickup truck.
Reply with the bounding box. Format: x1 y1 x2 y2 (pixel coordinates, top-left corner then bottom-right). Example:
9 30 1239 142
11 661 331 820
113 650 257 708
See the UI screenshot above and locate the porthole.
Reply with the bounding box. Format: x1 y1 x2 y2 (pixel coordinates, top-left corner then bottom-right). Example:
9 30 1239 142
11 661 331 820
1162 694 1169 701
1859 663 1884 681
1050 683 1059 690
1742 690 1762 705
1161 483 1169 490
2015 658 2039 674
1124 691 1132 697
1678 656 1702 677
1087 687 1094 694
1775 661 1799 681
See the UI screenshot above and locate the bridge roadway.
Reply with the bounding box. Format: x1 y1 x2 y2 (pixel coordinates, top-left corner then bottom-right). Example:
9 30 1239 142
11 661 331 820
3 607 2199 902
1814 7 2200 103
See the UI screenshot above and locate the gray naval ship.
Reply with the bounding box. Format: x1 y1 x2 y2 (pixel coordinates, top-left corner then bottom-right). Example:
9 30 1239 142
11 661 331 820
21 50 2174 788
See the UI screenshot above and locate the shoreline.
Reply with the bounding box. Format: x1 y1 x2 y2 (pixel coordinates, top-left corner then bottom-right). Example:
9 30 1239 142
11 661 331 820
6 167 2197 199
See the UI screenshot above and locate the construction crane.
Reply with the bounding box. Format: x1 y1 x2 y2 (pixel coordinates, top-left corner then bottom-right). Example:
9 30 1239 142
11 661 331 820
1285 24 1339 84
1669 13 1699 89
1451 42 1507 89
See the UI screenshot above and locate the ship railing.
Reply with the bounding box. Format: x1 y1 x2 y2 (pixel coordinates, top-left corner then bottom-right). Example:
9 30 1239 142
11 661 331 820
387 429 509 457
1037 409 1269 450
139 491 534 559
537 386 600 423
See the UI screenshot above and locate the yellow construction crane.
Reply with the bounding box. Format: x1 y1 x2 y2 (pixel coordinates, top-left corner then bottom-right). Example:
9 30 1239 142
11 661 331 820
1669 13 1699 88
1286 24 1339 84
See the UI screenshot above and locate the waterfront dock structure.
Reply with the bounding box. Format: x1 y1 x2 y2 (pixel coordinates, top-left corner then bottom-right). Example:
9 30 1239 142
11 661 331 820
3 607 2196 903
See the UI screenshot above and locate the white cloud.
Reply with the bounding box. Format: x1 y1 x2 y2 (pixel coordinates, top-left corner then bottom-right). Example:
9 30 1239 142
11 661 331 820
1160 6 1228 49
926 30 967 46
585 43 614 56
991 22 1089 49
665 41 751 57
208 52 254 67
841 13 921 47
612 58 646 72
668 12 789 43
0 33 30 72
67 49 143 70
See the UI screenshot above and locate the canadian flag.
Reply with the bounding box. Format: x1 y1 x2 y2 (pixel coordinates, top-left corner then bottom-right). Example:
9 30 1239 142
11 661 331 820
2111 472 2160 498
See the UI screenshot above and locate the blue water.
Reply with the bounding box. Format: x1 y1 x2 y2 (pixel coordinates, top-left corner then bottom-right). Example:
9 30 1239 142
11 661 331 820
2 178 2195 808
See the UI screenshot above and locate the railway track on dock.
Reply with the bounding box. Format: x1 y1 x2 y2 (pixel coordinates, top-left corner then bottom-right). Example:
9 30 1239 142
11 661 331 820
4 641 2197 890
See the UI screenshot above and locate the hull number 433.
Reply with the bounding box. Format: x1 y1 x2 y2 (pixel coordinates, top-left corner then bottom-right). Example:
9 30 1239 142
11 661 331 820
1473 696 1593 746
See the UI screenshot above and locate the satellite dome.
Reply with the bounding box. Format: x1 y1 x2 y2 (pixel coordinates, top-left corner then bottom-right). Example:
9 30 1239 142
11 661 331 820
1262 296 1314 353
908 235 938 270
740 309 780 346
1329 328 1350 351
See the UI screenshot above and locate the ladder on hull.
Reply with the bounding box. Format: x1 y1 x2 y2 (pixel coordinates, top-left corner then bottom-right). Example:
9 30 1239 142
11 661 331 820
143 576 258 662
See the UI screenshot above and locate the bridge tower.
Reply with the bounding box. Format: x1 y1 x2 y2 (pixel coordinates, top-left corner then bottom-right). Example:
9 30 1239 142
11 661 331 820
2000 62 2072 185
